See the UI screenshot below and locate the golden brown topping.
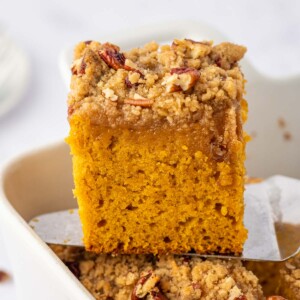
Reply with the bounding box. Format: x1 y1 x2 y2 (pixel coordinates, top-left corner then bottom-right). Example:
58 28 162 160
69 39 246 128
125 71 142 88
266 297 287 300
211 42 246 70
163 67 199 93
103 88 118 101
124 98 153 107
172 39 212 59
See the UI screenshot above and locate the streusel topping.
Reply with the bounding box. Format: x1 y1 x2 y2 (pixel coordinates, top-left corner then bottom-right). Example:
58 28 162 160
51 245 263 300
68 39 246 128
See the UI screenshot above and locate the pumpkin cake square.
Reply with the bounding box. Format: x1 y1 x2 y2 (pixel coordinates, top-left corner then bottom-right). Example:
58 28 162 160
66 38 248 254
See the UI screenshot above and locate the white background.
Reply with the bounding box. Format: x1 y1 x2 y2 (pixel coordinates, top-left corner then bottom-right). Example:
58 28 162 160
0 0 300 298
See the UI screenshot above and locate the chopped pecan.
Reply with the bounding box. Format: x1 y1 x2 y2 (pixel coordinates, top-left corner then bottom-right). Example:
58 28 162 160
163 67 199 93
124 98 153 108
98 43 136 73
71 56 86 76
131 271 159 300
71 65 77 75
98 43 125 70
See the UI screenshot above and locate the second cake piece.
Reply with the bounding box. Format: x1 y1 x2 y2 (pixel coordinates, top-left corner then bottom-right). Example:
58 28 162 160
67 38 248 254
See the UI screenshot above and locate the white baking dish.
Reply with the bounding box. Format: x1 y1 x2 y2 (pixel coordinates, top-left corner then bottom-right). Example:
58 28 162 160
0 142 93 300
1 21 300 300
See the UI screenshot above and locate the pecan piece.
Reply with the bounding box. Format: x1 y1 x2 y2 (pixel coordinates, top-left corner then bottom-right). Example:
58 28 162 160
98 43 134 72
99 44 125 70
124 98 153 108
131 271 159 300
163 67 199 93
71 56 86 76
99 43 144 77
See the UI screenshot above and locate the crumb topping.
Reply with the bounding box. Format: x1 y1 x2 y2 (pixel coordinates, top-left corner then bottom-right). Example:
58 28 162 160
279 254 300 298
51 245 263 300
68 39 246 128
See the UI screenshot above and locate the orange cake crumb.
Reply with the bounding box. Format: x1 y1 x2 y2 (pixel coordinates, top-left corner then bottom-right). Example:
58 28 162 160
66 38 248 254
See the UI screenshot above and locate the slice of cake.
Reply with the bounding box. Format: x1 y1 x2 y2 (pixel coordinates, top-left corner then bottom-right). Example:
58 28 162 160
66 38 248 254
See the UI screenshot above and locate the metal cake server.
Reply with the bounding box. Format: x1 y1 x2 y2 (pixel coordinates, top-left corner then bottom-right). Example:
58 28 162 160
29 176 300 262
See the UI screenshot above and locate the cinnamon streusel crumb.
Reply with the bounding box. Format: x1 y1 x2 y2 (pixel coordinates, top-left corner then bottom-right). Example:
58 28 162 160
51 245 263 300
